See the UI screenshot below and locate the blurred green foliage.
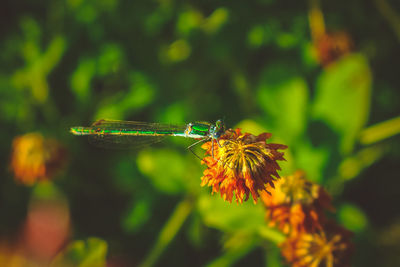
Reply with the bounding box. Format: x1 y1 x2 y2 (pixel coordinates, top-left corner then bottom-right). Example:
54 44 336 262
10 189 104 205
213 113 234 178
51 237 108 267
1 0 400 266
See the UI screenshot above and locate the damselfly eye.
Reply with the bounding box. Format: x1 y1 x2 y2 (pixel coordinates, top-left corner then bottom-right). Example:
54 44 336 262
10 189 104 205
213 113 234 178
213 119 225 139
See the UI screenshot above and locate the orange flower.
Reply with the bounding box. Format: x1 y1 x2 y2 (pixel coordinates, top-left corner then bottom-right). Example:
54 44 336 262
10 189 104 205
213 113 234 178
22 198 70 262
280 222 354 267
261 170 333 235
314 31 353 67
201 128 287 203
10 133 67 185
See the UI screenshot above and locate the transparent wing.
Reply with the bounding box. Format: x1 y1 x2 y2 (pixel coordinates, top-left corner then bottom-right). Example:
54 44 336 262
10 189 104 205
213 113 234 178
88 134 166 149
87 119 187 149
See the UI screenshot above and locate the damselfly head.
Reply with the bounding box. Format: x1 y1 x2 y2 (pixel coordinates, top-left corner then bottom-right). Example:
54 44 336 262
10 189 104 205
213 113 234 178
213 119 225 139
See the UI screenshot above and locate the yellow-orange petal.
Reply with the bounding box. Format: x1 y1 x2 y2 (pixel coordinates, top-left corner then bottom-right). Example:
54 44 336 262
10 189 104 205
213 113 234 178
280 222 354 267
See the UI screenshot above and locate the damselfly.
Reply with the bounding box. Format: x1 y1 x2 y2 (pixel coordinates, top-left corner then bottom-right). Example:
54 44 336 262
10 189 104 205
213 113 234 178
70 119 226 158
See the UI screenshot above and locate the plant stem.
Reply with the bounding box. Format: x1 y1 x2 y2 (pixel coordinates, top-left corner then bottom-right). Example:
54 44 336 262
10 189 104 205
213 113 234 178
138 197 194 267
258 226 286 244
205 237 256 267
359 116 400 145
308 0 326 40
373 0 400 43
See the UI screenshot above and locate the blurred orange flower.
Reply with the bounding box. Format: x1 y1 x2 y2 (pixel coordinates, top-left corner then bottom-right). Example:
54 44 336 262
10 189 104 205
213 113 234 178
201 128 287 203
261 170 333 235
280 222 354 267
22 198 70 262
0 197 70 266
314 31 353 67
10 133 67 185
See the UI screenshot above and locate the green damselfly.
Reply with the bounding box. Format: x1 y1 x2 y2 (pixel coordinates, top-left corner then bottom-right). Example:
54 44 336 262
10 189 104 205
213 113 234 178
70 119 226 157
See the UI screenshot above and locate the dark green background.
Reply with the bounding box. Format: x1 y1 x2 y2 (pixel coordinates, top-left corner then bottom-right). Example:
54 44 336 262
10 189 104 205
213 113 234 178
1 0 400 266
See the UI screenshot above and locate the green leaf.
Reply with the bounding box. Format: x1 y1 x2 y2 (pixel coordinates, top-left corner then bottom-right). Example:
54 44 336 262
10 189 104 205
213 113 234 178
97 43 123 76
275 32 298 49
70 58 96 102
263 244 282 267
202 7 229 34
257 67 309 145
136 148 193 194
338 203 368 233
197 194 266 233
205 232 257 267
95 71 156 119
247 25 266 47
247 20 279 48
312 54 372 154
122 199 151 233
51 238 108 267
339 144 386 181
293 141 329 183
176 8 203 36
235 119 269 136
160 39 192 63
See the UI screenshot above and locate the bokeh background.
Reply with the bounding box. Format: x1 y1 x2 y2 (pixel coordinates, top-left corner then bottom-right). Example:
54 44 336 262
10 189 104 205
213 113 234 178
1 0 400 266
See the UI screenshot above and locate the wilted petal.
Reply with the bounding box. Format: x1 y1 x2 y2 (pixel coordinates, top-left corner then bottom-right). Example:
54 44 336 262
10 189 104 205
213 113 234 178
201 129 287 203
